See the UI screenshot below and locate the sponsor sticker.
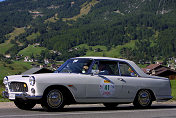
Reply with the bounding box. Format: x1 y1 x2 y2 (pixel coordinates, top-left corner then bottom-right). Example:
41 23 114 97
104 80 110 83
100 79 115 97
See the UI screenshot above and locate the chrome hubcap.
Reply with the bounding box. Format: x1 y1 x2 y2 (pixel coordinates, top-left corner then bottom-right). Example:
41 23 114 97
47 90 63 108
138 90 151 106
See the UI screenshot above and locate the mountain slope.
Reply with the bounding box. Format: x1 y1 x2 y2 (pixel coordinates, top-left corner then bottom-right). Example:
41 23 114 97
0 0 176 63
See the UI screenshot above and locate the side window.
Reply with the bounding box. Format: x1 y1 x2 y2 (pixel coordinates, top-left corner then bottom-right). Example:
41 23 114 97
119 62 137 77
91 61 119 75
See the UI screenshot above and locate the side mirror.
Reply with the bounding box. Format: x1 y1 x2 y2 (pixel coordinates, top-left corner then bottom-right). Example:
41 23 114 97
91 70 100 76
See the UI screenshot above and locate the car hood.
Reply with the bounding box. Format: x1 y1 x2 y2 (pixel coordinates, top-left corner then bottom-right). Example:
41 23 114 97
6 75 31 82
7 73 81 81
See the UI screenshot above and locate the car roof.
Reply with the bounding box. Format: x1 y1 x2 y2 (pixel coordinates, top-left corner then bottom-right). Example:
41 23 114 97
72 56 150 77
72 56 131 62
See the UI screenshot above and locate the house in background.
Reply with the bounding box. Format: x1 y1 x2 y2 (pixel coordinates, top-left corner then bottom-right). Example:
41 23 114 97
142 64 176 80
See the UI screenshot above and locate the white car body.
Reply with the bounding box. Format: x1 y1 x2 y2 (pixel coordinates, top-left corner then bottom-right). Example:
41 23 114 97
3 57 172 110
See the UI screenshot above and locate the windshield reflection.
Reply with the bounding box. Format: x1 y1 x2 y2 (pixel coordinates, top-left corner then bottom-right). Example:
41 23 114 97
57 59 92 74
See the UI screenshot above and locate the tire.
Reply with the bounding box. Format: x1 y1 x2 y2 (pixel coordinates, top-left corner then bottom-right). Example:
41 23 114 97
133 90 152 108
103 103 118 108
14 99 36 110
41 89 65 111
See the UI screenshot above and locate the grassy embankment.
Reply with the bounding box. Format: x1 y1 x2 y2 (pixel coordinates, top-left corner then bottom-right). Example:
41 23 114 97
26 32 40 41
44 0 99 23
18 45 47 57
76 40 136 58
0 61 32 83
0 43 47 83
63 0 99 21
171 80 176 100
6 27 25 41
0 42 14 55
0 27 26 55
0 87 9 102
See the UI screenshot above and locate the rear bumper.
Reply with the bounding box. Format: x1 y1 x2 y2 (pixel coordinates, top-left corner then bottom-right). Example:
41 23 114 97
156 96 173 102
2 91 42 100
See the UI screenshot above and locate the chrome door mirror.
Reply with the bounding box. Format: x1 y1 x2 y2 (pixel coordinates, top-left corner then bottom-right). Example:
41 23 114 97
91 70 100 76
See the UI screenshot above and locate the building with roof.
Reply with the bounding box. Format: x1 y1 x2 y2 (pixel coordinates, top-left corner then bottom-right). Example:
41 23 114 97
142 64 176 80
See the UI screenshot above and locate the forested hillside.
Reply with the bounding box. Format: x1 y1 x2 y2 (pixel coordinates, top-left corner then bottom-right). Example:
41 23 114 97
0 0 176 64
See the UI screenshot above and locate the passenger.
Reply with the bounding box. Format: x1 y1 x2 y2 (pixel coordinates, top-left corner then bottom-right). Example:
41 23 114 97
98 64 112 75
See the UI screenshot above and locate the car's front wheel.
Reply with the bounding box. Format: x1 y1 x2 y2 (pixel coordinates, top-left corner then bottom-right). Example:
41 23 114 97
14 99 36 110
103 103 118 108
41 89 65 111
133 90 152 108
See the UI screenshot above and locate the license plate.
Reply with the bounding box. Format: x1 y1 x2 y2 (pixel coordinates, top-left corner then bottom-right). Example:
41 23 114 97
9 93 15 100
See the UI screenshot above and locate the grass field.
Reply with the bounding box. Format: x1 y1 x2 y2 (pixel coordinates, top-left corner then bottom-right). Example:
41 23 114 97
0 87 9 102
0 27 26 55
26 32 40 40
18 45 47 57
171 80 176 100
63 0 99 21
0 42 14 55
105 40 136 57
45 13 59 23
6 27 25 40
0 61 32 83
76 40 136 58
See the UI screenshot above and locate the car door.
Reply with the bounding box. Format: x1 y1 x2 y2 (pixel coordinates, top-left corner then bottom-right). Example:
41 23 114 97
117 61 141 99
85 60 125 99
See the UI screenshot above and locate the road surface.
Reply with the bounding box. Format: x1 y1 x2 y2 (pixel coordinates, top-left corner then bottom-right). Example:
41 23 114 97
0 102 176 118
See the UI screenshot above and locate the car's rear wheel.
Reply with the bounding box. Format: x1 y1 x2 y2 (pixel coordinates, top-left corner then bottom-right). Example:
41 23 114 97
14 99 36 110
133 90 152 108
103 103 118 108
41 89 65 111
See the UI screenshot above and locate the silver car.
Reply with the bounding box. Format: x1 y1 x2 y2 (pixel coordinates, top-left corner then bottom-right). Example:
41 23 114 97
2 57 172 111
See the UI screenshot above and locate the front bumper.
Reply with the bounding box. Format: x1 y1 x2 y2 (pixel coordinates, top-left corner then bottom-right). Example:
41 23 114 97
2 91 42 100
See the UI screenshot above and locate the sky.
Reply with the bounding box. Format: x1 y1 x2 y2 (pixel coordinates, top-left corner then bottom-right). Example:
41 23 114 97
0 0 5 2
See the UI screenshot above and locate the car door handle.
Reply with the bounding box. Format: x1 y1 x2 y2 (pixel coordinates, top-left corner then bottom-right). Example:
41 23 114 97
118 78 124 81
117 78 126 83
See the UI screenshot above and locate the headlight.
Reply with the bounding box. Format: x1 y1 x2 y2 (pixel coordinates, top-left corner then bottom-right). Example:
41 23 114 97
3 76 8 85
29 76 35 86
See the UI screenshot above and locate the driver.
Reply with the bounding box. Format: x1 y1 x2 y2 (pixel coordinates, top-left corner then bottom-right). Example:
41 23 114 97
82 65 89 73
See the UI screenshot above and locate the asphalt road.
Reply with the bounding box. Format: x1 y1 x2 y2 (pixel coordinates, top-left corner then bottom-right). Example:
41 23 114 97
0 102 176 118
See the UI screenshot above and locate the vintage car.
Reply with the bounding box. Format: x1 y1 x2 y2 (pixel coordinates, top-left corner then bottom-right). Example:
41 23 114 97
2 57 172 111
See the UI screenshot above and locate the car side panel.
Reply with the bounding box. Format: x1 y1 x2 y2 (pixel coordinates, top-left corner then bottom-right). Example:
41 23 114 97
119 76 141 99
140 77 171 96
34 73 87 99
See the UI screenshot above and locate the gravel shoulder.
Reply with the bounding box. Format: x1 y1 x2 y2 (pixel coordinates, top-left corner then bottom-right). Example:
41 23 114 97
0 102 16 109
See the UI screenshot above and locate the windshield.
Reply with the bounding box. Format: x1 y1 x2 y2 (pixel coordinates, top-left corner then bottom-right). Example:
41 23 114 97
57 59 93 73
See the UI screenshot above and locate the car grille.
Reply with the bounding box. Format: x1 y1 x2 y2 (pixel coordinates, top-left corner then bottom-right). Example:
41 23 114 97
9 82 28 92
